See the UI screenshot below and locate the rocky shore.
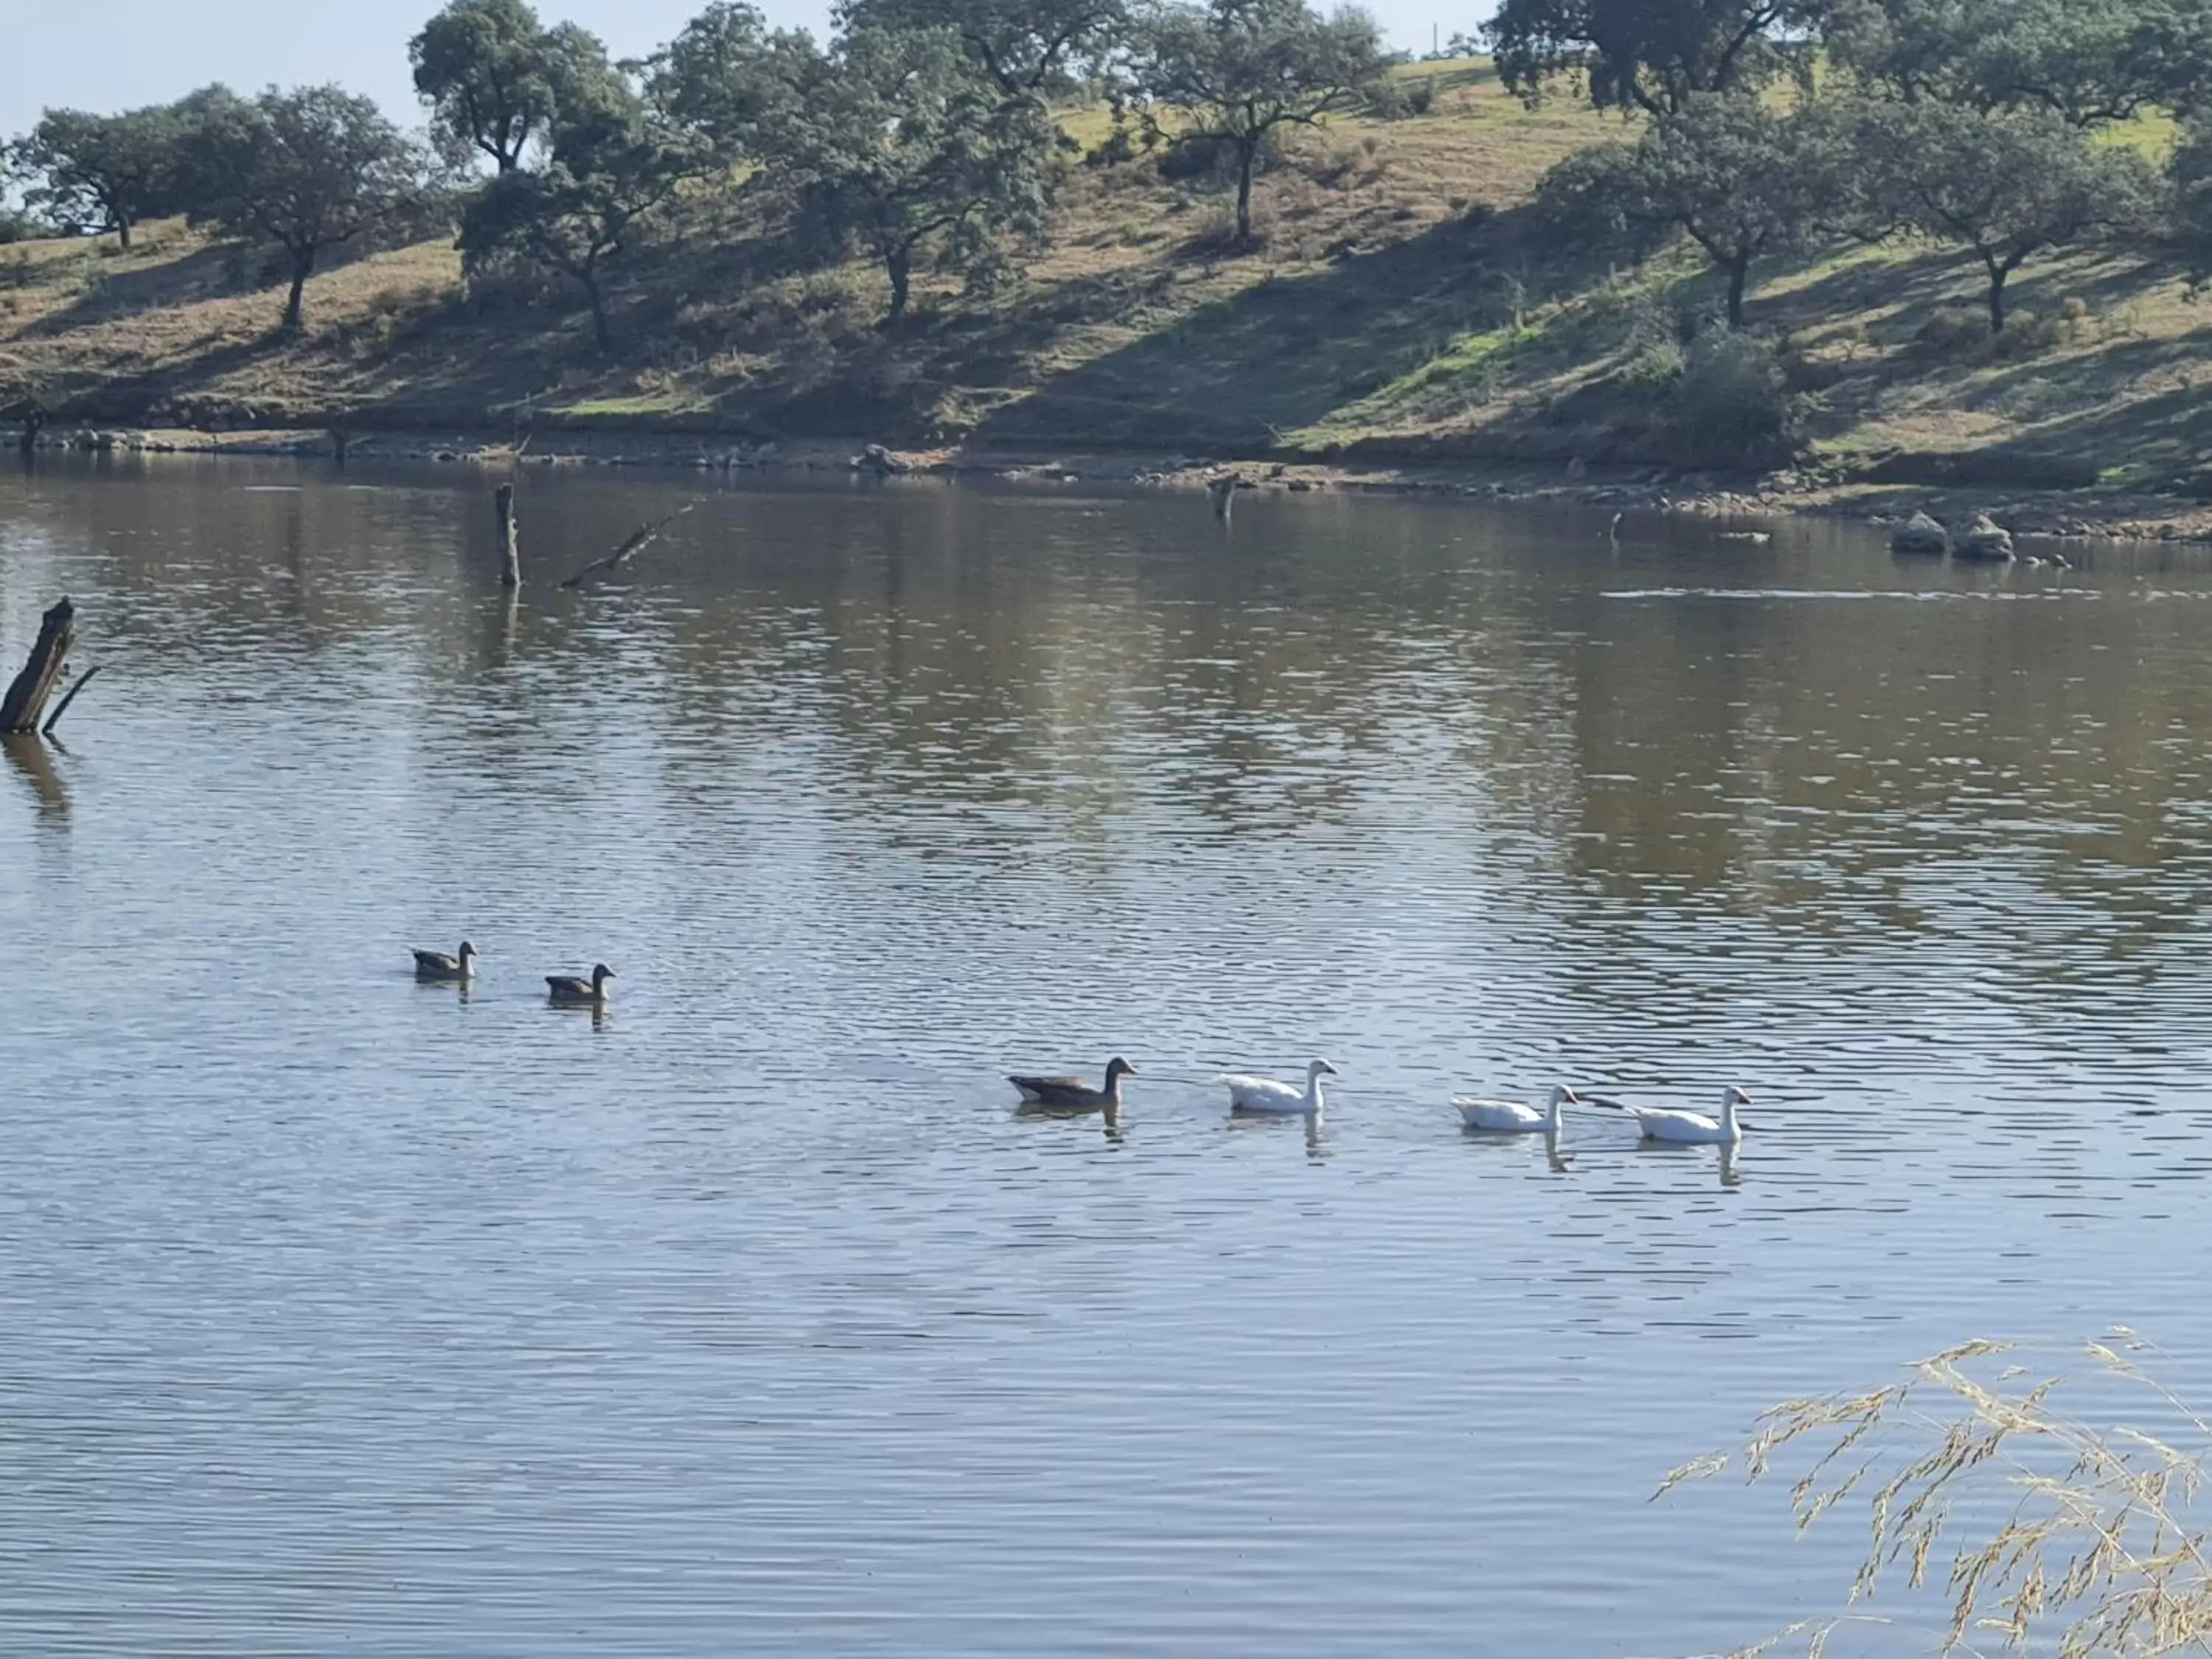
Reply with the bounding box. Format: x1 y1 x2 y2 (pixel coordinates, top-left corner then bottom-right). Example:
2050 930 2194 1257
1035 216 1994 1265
21 422 2212 548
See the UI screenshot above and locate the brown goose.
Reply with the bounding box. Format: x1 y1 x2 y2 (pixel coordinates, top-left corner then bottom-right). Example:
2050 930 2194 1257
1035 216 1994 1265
547 964 616 1006
1009 1057 1134 1109
413 942 478 981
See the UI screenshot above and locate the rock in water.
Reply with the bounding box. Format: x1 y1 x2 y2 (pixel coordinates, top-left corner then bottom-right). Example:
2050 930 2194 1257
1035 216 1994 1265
1890 511 1951 555
1956 513 2016 561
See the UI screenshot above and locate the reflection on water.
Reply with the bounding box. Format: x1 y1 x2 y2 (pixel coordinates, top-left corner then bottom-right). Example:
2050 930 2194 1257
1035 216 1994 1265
5 455 2212 1657
3 732 66 818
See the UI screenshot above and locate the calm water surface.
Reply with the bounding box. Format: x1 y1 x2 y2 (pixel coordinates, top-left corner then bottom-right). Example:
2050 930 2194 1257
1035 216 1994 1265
4 456 2212 1656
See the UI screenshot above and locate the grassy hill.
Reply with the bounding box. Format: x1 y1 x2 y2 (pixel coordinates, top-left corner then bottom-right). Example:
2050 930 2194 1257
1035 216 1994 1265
4 58 2210 495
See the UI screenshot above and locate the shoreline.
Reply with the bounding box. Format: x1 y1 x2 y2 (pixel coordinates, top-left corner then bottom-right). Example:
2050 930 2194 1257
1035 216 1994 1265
19 422 2212 546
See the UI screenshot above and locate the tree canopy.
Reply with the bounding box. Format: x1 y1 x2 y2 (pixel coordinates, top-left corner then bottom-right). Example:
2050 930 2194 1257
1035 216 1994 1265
1551 93 1834 326
1133 0 1387 244
760 26 1057 325
411 0 623 171
463 86 694 351
9 105 182 248
834 0 1130 94
1848 100 2157 330
1826 0 2202 126
1485 0 1816 114
184 86 423 332
650 2 817 164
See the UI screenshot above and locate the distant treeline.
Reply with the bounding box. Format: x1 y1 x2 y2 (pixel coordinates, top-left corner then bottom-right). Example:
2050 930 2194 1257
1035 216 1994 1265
7 0 2212 355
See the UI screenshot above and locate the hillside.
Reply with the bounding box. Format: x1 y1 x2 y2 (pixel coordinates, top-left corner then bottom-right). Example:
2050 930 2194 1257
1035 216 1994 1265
4 58 2210 498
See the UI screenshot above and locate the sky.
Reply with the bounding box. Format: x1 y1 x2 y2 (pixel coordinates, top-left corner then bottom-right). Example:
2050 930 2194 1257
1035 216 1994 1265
0 0 1463 138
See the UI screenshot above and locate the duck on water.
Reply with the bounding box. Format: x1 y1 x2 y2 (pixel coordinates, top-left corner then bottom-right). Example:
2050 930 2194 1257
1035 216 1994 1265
547 964 617 1007
412 941 478 982
1222 1059 1338 1115
1009 1057 1135 1110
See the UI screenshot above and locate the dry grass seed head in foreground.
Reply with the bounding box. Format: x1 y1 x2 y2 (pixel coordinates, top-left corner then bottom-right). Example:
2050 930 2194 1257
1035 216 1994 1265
1658 1333 2212 1658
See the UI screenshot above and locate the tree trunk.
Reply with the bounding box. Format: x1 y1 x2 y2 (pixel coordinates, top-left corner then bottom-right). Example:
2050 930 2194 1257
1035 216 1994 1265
1235 138 1257 246
1983 253 2010 334
116 215 133 252
885 246 912 330
588 282 611 352
1725 255 1750 330
282 247 316 334
1 597 76 734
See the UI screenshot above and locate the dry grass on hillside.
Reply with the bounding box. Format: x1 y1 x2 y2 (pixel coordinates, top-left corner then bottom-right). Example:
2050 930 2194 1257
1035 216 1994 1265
0 61 1610 439
3 58 2210 487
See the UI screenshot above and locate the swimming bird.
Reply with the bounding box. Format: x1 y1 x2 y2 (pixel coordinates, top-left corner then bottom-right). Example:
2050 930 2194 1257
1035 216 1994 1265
1009 1057 1135 1109
1222 1059 1338 1115
1455 1084 1580 1134
546 964 616 1006
1603 1085 1751 1144
412 941 478 981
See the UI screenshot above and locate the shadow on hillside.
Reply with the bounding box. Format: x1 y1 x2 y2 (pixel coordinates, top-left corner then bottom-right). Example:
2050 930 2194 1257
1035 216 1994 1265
55 331 288 422
17 242 248 339
969 208 1564 453
1970 344 2212 487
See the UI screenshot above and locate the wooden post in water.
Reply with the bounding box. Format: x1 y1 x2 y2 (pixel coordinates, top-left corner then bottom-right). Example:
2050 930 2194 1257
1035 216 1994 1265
1 597 76 734
495 484 521 589
1208 476 1237 521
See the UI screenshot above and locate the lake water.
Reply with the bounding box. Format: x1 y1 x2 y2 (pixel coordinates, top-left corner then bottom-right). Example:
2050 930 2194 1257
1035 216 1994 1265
4 455 2211 1657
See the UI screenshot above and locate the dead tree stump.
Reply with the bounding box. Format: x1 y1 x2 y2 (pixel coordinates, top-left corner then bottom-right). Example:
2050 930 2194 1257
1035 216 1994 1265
1 597 76 734
495 484 521 588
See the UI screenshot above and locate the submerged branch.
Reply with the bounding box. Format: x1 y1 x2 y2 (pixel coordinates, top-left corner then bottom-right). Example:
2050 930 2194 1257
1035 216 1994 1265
559 501 702 590
41 664 102 737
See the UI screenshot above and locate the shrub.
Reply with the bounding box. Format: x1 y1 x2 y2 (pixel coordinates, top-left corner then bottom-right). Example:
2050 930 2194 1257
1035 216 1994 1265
1158 133 1234 182
459 246 559 316
1663 331 1800 467
1992 307 2068 358
1619 333 1686 393
1615 294 1690 394
1916 305 1988 355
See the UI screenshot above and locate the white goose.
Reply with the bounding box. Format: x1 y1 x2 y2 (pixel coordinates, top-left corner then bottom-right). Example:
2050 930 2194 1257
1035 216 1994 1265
1222 1059 1337 1115
1455 1085 1580 1134
1610 1085 1751 1144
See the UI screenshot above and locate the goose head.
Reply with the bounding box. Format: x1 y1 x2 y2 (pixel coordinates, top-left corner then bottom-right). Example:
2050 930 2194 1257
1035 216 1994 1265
459 941 479 963
1548 1085 1582 1109
1304 1060 1339 1112
1105 1057 1136 1084
1722 1085 1752 1109
591 964 617 986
